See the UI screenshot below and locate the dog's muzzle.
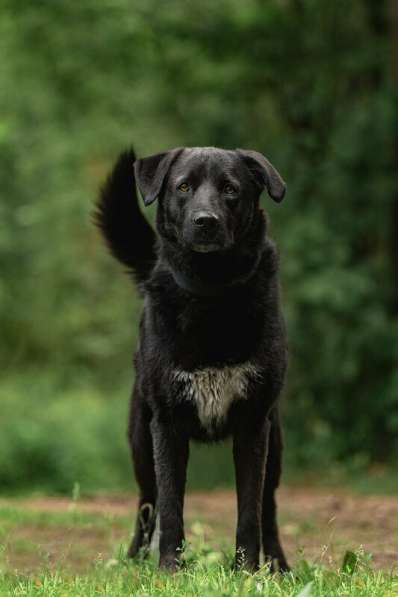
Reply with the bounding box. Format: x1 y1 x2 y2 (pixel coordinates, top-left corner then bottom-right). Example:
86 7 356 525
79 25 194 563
190 211 224 253
193 210 220 231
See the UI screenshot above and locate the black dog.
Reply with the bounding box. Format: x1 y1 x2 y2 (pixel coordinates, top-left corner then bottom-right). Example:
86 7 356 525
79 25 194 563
96 146 289 572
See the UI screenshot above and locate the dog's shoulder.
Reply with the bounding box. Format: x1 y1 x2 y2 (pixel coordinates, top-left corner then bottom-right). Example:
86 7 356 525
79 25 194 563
259 237 280 278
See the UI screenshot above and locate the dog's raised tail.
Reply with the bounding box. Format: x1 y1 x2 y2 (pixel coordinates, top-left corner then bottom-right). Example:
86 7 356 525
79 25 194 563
95 149 157 286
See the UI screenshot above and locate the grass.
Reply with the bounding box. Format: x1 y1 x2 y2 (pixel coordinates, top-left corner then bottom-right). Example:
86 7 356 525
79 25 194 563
1 371 397 594
1 559 397 597
0 502 397 596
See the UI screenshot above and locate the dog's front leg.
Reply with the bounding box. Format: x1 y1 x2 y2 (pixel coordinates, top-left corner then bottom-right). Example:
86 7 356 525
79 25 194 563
233 418 270 571
150 415 189 571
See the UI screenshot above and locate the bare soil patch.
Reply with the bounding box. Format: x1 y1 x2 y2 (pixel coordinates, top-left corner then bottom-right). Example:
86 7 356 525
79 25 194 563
1 488 397 573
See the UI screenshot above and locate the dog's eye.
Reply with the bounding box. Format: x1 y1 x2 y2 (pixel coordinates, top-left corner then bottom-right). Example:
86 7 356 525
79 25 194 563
178 182 190 193
224 184 237 195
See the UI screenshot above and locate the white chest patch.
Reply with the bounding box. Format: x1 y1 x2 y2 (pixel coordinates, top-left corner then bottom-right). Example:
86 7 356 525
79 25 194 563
172 363 259 431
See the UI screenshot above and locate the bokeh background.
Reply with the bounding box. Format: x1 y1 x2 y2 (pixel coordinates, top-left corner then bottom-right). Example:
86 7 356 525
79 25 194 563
1 0 397 495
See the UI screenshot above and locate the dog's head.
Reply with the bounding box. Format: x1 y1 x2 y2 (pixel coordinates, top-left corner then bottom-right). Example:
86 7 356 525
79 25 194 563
134 147 285 254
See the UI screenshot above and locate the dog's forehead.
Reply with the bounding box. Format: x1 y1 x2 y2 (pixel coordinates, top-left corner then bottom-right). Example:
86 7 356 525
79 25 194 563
172 147 240 177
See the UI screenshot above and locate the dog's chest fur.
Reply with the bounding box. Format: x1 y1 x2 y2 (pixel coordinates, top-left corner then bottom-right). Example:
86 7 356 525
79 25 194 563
172 363 259 431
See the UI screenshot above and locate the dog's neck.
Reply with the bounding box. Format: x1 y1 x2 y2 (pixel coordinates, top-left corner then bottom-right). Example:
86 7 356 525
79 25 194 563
157 214 266 297
168 262 255 297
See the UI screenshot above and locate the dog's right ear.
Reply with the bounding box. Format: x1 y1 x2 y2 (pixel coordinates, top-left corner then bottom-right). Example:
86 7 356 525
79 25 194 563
237 149 286 202
134 148 184 206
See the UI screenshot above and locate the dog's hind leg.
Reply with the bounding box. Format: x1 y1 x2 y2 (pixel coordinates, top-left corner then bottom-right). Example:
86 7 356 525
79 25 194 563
127 389 157 559
262 407 290 573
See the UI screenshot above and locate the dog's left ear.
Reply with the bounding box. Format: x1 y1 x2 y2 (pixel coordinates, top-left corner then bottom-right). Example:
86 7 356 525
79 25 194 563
134 148 184 206
237 149 286 202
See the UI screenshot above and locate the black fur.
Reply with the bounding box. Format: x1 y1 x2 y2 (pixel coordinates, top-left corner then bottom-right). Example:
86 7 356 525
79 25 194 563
96 146 289 572
95 149 156 286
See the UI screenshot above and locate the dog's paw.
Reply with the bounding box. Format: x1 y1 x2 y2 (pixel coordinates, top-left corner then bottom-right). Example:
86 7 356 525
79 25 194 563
158 555 182 573
233 548 260 573
263 552 290 574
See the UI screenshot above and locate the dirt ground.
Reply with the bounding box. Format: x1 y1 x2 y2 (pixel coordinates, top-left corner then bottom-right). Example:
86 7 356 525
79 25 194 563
1 488 397 573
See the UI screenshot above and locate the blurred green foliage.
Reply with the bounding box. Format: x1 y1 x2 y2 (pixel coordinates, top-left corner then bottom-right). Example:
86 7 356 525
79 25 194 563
1 0 397 493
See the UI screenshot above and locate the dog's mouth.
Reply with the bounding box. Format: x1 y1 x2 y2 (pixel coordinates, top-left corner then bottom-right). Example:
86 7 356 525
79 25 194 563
191 243 222 253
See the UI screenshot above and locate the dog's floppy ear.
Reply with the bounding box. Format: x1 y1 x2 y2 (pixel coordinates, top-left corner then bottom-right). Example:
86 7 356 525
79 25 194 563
134 148 184 206
237 149 286 202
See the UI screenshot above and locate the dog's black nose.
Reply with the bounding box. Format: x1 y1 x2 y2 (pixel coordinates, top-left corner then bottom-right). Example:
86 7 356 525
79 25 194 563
193 211 219 229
